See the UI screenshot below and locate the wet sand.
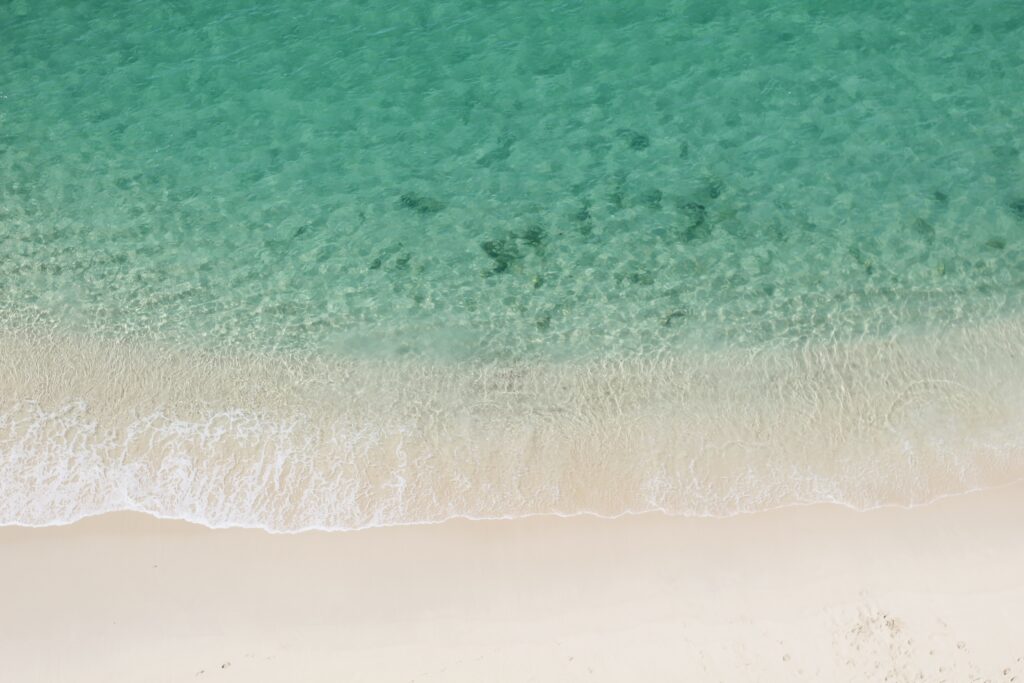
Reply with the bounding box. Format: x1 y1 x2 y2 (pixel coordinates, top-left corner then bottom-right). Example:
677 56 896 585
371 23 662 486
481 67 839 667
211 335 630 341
5 323 1024 530
2 483 1023 682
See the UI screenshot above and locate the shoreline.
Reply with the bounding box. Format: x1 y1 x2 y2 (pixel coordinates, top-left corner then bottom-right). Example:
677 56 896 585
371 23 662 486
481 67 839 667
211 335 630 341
3 482 1023 681
4 318 1024 530
4 474 1024 535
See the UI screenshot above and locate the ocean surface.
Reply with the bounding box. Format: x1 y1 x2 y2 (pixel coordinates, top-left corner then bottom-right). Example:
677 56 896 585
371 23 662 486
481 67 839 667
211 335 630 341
2 0 1024 530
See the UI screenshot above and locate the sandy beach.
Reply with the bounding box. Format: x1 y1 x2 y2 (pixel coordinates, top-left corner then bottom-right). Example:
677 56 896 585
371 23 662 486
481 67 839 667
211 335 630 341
2 482 1023 682
5 1 1024 680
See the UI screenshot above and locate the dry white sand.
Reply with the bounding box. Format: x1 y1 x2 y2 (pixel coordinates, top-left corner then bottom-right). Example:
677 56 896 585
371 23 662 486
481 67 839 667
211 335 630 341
2 483 1023 682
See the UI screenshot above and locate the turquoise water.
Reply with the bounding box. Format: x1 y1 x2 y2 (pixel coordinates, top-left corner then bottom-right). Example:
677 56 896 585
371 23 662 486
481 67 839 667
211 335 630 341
3 0 1024 360
3 1 1024 530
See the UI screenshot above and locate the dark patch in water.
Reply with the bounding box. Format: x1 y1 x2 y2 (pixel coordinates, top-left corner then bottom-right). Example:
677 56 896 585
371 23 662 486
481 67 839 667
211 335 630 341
399 193 445 215
616 128 650 150
481 238 521 273
516 224 546 248
481 225 545 274
292 215 326 239
639 188 663 209
678 202 709 241
704 178 724 199
608 190 625 211
476 134 516 167
370 243 405 270
114 174 145 191
623 270 654 286
573 204 594 236
1009 198 1024 222
910 218 935 243
849 246 875 275
477 146 511 166
662 308 690 326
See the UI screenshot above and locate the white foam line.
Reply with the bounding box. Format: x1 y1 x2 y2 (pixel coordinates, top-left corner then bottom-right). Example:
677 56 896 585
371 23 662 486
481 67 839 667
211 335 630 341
5 476 1024 536
2 318 1024 533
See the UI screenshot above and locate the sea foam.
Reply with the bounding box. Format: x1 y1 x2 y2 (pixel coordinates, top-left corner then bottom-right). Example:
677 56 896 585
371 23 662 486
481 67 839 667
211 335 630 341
2 320 1024 532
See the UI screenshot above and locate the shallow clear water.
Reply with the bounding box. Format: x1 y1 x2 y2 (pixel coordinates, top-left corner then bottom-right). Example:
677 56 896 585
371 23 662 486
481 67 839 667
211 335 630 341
3 1 1024 530
3 0 1024 360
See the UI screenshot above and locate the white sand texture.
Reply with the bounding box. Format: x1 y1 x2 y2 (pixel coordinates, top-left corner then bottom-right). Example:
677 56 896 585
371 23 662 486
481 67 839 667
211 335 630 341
2 482 1023 682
